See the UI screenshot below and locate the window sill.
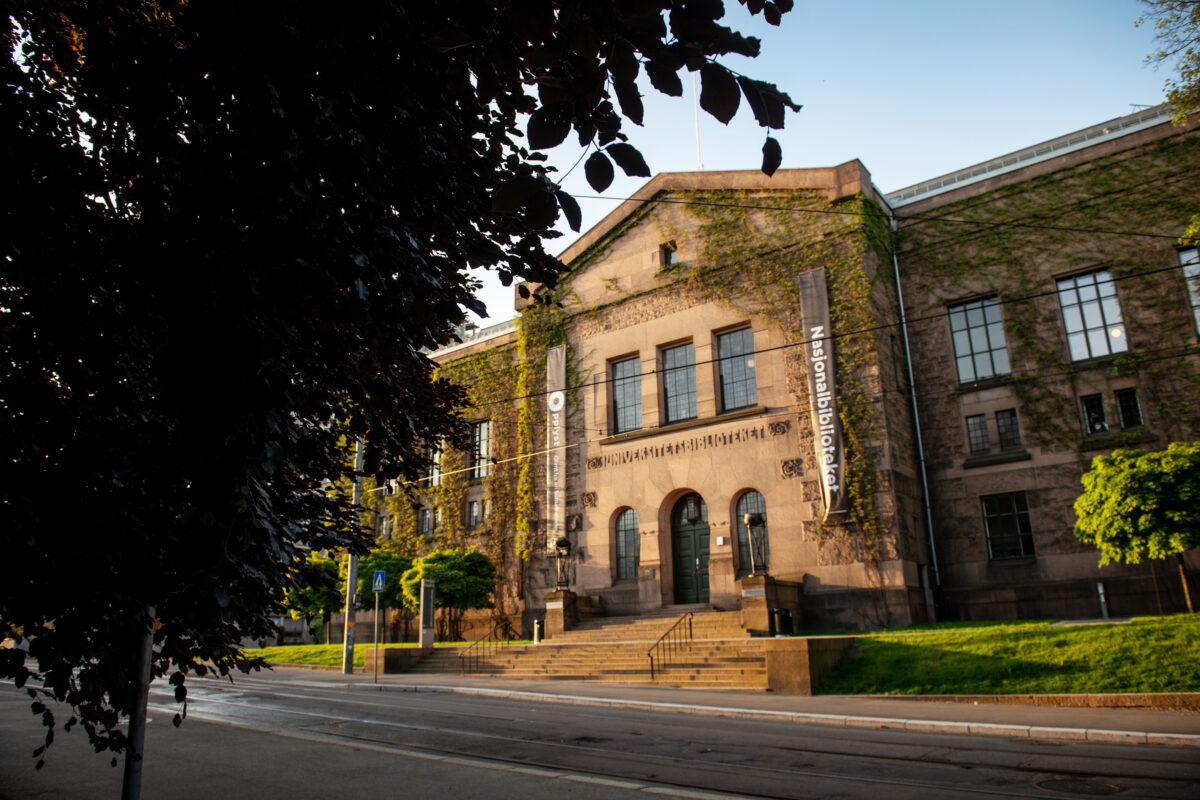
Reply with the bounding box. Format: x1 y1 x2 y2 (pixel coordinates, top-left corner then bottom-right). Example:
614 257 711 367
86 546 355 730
987 555 1037 567
953 376 1012 395
601 405 768 446
963 450 1032 469
1080 429 1158 452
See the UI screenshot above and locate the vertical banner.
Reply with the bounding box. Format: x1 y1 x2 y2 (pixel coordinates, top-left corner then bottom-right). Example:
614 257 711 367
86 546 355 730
545 345 567 549
795 268 849 520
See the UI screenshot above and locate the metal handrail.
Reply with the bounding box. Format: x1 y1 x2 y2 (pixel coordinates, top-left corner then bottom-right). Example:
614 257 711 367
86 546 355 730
458 618 520 675
646 612 693 679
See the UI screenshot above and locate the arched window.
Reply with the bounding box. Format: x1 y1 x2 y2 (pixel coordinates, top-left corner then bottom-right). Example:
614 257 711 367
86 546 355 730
615 508 639 581
735 490 768 578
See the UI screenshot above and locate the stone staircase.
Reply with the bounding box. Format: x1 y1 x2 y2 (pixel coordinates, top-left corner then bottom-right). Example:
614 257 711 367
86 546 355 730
404 607 769 690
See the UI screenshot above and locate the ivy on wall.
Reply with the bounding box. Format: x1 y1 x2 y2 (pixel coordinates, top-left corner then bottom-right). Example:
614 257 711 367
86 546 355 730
898 132 1200 458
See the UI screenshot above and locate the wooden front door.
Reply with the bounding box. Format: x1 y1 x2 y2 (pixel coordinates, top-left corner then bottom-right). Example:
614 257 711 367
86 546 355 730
671 493 710 605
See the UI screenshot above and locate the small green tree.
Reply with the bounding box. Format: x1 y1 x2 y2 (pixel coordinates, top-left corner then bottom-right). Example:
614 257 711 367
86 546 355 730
1074 442 1200 613
283 554 343 643
401 547 497 640
355 551 414 642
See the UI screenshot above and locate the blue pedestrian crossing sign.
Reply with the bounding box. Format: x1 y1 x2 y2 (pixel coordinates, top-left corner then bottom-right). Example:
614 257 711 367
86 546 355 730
372 570 386 593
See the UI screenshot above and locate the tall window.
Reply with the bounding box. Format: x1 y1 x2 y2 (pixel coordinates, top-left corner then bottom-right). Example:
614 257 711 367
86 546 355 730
471 420 491 479
1057 270 1127 361
376 514 392 541
981 492 1034 560
418 507 433 537
996 409 1022 451
965 414 989 455
466 500 481 530
1181 248 1200 335
948 296 1010 383
615 508 639 581
735 490 768 578
662 343 697 423
611 357 642 433
423 444 441 488
1116 388 1142 429
717 328 757 411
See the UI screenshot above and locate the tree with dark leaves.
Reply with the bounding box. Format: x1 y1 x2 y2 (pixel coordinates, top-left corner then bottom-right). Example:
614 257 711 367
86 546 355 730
0 0 799 775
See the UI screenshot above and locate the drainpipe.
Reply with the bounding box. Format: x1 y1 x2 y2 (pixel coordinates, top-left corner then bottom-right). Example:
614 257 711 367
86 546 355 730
886 211 941 603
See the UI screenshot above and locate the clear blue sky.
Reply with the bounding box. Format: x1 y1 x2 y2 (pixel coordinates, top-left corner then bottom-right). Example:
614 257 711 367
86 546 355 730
470 0 1170 323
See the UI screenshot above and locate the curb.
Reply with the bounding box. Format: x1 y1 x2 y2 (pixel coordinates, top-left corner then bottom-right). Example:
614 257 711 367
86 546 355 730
357 682 1200 748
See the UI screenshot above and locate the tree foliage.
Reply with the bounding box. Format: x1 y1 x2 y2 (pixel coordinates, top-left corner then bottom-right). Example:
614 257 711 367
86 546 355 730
282 554 342 643
1 0 798 763
355 551 413 614
401 547 498 614
1073 442 1200 565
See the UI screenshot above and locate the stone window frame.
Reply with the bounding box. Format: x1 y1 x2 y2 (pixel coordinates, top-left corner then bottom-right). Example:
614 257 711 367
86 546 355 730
715 326 757 413
609 354 643 434
947 295 1010 384
1056 269 1128 362
1179 247 1200 337
980 491 1035 560
660 340 698 424
614 507 639 582
734 490 768 579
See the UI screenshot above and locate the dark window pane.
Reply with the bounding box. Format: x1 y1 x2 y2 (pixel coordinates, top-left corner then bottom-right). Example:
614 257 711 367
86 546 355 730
1081 394 1107 435
981 491 1035 559
996 409 1021 451
948 297 1009 384
1116 388 1142 429
966 414 989 455
735 491 768 578
717 328 757 412
1057 271 1125 361
611 357 642 433
616 508 639 581
662 343 697 423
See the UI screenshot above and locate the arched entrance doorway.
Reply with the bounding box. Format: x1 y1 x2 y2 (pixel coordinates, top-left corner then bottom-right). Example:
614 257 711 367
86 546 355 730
671 493 710 604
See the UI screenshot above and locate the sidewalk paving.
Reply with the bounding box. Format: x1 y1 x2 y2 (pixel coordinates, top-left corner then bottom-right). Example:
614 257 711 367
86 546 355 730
257 666 1200 747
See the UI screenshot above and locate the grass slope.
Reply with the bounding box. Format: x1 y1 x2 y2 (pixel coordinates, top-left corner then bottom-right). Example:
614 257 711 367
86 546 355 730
818 614 1200 695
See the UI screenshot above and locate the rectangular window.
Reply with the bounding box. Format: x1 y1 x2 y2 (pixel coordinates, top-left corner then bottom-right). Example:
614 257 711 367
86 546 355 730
611 357 642 433
377 514 392 541
1081 394 1107 435
1116 388 1142 429
423 444 441 488
1057 270 1128 361
717 328 757 412
662 343 697 423
981 492 1035 560
996 409 1021 451
471 420 491 479
948 296 1010 383
966 414 990 455
1181 248 1200 335
660 241 678 267
418 507 433 537
466 500 481 530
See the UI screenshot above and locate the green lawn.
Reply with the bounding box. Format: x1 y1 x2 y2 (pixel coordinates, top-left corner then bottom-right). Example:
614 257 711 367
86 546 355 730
818 614 1200 695
249 640 526 669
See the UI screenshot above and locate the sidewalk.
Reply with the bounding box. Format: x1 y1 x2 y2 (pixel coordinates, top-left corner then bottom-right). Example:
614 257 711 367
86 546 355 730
260 666 1200 747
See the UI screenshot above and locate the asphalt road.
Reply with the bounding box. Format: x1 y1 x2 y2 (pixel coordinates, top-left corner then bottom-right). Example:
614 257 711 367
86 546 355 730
3 673 1198 799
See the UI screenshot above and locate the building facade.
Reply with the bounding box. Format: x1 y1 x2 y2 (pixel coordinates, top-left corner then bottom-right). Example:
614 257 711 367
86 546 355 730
383 105 1198 634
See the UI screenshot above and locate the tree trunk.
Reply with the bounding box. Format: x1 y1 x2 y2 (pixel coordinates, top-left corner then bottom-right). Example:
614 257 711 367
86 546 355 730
1177 554 1194 614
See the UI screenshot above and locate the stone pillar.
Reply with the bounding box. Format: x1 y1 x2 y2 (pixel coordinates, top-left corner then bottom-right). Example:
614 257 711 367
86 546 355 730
739 575 778 636
544 589 578 638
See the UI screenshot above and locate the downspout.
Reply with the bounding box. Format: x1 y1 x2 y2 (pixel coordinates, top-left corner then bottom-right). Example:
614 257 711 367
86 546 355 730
885 207 941 607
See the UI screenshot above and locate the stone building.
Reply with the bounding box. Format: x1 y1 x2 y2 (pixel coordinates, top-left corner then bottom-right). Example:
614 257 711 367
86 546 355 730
401 104 1199 634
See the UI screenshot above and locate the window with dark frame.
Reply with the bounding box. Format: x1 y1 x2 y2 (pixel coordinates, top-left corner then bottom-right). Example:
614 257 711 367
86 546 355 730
662 343 697 423
948 296 1010 383
1081 394 1108 435
659 241 678 267
1116 388 1142 429
615 508 639 581
611 357 642 433
1056 270 1128 361
981 491 1035 560
966 414 990 455
734 490 768 579
471 420 491 479
419 507 433 537
717 328 757 412
422 444 441 487
996 409 1022 451
466 500 481 530
1181 247 1200 335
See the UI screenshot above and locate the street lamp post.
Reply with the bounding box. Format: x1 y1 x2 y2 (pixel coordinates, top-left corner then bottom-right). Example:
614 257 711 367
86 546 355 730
341 438 364 675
